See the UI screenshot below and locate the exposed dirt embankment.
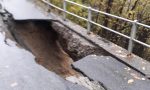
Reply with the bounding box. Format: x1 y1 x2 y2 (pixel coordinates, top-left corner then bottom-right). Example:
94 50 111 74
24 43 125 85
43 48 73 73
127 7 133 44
8 20 78 77
51 22 109 61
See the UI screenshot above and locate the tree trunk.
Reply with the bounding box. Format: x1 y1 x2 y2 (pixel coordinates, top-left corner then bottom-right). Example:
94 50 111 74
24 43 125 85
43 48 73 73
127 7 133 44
101 0 113 38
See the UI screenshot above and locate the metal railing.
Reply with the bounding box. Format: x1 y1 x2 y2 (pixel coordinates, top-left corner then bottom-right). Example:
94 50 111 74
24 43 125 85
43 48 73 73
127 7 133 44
42 0 150 54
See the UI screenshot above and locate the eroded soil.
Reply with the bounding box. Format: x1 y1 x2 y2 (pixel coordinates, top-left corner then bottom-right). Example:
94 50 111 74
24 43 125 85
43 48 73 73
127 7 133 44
11 21 78 77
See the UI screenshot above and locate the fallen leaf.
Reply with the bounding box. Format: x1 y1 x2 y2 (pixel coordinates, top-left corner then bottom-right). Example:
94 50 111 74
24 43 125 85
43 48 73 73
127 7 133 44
127 67 131 71
128 79 134 84
141 78 146 80
142 67 146 70
10 82 18 87
130 73 140 80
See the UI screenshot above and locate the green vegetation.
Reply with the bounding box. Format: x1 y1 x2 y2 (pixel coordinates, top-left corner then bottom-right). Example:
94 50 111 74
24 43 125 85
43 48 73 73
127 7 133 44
49 0 150 60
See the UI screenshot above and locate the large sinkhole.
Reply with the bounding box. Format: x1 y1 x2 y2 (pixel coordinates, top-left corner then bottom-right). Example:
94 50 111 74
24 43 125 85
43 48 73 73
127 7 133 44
9 20 79 77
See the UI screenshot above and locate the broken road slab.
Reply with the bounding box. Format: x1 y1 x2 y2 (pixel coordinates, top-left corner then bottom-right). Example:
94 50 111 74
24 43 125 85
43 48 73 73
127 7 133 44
0 34 87 90
0 19 87 90
1 0 52 20
73 55 150 90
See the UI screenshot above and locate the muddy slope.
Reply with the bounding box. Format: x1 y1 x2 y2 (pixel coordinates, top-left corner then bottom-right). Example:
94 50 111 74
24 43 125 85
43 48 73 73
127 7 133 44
10 20 78 77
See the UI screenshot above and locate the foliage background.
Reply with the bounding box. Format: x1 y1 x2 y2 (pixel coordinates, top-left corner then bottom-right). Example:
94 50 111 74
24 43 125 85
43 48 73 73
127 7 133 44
48 0 150 60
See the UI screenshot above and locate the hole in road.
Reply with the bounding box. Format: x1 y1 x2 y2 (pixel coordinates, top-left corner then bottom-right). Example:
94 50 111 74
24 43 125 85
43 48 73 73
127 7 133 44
5 19 108 90
10 20 79 77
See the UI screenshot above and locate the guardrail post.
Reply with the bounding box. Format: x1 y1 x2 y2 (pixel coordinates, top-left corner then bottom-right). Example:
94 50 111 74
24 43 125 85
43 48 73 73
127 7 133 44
128 20 137 54
63 0 66 20
87 7 92 33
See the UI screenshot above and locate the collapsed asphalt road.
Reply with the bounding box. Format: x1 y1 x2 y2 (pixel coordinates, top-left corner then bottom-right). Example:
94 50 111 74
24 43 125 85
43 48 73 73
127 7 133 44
1 0 78 77
0 0 105 89
7 20 105 90
0 15 89 90
1 0 150 90
10 20 78 77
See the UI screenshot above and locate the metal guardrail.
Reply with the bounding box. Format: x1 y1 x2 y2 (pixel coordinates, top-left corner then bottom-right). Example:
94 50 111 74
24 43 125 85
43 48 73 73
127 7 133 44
42 0 150 54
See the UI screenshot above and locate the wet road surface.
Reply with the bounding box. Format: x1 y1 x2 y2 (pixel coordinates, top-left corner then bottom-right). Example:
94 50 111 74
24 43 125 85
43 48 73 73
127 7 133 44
1 0 51 20
73 55 150 90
